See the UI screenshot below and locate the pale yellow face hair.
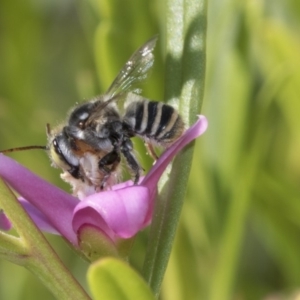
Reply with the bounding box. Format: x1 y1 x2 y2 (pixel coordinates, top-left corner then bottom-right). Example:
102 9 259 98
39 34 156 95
48 143 70 171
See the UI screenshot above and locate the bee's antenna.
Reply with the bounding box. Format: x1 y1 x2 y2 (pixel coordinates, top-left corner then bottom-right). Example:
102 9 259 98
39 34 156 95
0 145 48 154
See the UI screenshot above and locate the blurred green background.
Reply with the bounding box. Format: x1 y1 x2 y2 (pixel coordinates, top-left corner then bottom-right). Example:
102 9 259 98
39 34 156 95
1 0 300 299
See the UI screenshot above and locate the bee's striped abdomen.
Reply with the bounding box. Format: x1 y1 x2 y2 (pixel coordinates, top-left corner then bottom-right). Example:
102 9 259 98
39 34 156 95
124 100 184 146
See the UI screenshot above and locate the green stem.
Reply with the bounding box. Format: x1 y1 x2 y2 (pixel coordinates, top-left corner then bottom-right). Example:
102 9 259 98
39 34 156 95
0 230 27 262
0 179 91 300
142 0 207 297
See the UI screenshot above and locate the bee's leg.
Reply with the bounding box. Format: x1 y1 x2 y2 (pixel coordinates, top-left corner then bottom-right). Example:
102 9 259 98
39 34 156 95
121 138 143 184
144 141 158 161
98 150 121 189
68 165 84 181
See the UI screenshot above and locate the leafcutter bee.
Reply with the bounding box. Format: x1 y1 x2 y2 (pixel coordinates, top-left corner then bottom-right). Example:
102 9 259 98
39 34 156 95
1 37 184 199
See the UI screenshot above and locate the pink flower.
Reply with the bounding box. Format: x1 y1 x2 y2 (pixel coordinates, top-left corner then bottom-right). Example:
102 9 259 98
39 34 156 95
0 116 207 246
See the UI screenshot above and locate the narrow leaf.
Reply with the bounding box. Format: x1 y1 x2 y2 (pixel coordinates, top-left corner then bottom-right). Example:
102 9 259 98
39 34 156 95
88 257 155 300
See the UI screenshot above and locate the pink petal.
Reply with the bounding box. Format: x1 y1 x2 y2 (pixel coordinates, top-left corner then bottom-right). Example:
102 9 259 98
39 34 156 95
0 155 79 244
73 116 207 240
111 179 135 190
19 198 59 235
73 186 151 240
0 210 11 231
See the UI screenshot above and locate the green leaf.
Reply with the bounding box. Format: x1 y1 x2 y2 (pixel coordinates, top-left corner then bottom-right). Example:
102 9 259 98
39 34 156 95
142 0 208 296
87 257 155 300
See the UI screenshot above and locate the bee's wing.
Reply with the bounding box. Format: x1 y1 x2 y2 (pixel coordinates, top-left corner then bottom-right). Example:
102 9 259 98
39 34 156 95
105 36 158 98
84 37 157 126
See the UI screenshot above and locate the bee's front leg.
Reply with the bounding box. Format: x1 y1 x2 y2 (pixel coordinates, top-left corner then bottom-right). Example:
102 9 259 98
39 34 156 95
68 165 84 181
98 150 121 189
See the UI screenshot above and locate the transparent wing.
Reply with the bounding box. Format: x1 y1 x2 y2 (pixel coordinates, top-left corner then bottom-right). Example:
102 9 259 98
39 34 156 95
84 37 158 125
105 36 158 97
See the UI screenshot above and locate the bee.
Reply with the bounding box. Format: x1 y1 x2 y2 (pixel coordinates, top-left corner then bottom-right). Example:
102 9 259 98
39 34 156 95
1 37 184 199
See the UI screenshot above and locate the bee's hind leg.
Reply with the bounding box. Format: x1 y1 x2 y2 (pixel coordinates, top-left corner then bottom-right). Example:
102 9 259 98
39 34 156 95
121 138 143 184
144 141 158 161
98 150 121 189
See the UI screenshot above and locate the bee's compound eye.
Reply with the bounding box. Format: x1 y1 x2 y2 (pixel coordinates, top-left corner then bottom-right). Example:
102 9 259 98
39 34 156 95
50 137 73 171
53 139 60 153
